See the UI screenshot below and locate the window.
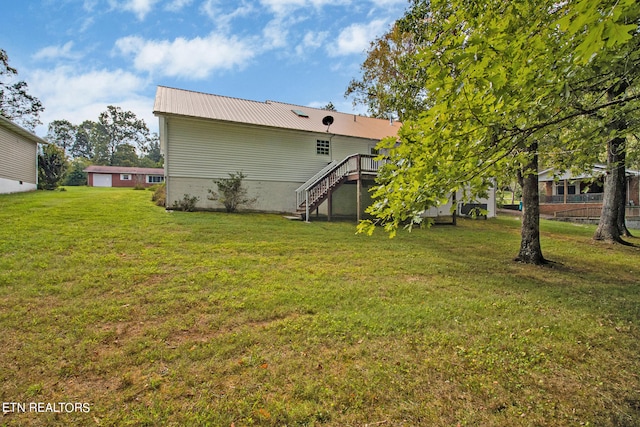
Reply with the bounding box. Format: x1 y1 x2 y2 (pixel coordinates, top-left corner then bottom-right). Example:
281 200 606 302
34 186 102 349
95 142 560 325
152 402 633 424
147 175 164 184
292 109 309 118
120 174 131 180
316 140 330 156
556 183 576 195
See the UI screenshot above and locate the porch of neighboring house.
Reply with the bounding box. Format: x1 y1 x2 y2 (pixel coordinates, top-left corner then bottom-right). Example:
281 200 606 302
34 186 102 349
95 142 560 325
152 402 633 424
539 169 640 220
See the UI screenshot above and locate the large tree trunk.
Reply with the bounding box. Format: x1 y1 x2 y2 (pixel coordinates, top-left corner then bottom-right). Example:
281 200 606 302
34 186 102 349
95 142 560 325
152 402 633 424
594 136 628 243
594 82 631 243
515 143 546 264
616 147 633 238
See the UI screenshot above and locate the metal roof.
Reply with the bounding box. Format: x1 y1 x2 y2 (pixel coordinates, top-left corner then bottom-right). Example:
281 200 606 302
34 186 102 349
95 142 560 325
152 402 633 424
539 165 640 181
83 165 164 175
153 86 401 141
0 115 47 145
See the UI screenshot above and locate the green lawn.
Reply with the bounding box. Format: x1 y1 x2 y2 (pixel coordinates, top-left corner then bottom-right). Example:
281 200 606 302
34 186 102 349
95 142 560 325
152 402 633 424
0 187 639 426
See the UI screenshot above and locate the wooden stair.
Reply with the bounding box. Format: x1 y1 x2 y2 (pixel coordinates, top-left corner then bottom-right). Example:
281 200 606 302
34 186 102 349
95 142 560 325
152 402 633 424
295 153 384 221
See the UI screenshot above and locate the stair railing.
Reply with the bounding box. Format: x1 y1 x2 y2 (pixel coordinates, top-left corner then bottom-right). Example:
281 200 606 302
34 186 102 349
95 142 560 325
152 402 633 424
296 154 384 220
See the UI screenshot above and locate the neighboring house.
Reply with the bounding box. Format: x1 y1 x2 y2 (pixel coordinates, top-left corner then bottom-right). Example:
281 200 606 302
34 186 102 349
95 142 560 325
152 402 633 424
84 165 164 188
153 86 495 219
539 165 640 217
0 115 45 194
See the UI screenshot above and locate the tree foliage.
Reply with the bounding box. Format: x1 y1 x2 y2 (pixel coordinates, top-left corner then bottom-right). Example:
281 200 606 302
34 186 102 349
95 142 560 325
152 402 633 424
38 144 67 190
0 48 44 131
356 0 639 263
97 105 152 165
345 20 429 121
63 158 90 186
43 107 162 168
46 119 76 156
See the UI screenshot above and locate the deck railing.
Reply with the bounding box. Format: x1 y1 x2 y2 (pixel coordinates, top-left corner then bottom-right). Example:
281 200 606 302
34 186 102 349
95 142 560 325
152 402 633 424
554 206 640 219
554 207 602 219
540 193 604 204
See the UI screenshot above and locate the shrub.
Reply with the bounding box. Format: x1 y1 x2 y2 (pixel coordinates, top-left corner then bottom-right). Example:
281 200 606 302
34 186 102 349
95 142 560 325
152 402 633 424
207 172 257 213
172 193 199 212
63 158 89 186
151 183 166 207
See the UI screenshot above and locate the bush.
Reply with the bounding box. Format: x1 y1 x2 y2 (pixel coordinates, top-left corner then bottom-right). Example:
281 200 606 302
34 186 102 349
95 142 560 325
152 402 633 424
172 193 199 212
151 183 166 207
207 172 257 213
63 158 89 186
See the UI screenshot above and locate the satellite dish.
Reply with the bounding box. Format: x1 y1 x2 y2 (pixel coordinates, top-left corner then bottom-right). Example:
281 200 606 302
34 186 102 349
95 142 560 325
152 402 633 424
322 115 334 126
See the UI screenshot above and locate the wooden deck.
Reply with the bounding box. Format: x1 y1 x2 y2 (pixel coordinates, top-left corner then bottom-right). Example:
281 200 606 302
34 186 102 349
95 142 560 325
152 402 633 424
295 154 384 221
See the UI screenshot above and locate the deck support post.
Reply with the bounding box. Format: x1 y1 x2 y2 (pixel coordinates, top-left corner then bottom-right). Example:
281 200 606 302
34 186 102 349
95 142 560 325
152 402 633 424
305 191 310 222
327 189 332 222
356 154 362 222
357 177 362 222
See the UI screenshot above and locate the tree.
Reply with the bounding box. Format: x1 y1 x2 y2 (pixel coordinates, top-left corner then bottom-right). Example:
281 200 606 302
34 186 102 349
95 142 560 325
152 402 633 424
63 158 89 186
70 120 97 160
0 48 44 131
97 105 151 165
46 120 76 156
345 20 429 121
111 143 139 167
357 0 639 263
139 133 163 167
38 144 67 190
322 102 337 111
588 50 640 242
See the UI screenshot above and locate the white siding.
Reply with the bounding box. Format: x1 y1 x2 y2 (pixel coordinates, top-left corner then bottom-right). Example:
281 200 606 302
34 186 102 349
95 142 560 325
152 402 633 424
163 116 385 212
166 117 380 181
330 135 380 161
0 125 37 187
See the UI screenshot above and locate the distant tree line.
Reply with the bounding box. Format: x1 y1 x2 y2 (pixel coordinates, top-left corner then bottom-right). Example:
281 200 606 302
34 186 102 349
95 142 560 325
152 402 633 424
46 107 162 186
2 47 161 189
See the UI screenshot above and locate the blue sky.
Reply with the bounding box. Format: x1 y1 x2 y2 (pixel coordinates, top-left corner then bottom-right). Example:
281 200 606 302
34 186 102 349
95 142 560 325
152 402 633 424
1 0 408 136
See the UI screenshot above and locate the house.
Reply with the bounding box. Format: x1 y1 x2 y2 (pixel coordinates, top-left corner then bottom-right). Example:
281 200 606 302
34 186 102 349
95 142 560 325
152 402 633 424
84 165 164 188
0 115 45 194
538 165 640 218
153 86 496 219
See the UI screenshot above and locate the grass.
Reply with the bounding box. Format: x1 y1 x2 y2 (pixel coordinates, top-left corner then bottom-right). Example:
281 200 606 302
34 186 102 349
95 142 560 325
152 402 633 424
0 186 639 426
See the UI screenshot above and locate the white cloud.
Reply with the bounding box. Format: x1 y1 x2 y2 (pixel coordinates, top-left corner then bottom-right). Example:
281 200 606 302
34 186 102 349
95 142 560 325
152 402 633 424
260 0 350 15
262 18 290 49
26 66 154 135
295 31 329 56
201 0 255 31
32 42 82 61
115 33 256 79
332 19 388 56
165 0 192 12
112 0 159 20
368 0 406 6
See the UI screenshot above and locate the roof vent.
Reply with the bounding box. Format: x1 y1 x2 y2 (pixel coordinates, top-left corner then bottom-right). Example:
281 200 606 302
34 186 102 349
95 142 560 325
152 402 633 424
292 109 309 118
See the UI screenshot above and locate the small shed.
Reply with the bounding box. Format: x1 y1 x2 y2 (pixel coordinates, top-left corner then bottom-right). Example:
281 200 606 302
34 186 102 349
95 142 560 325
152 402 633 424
0 115 46 194
84 165 164 188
